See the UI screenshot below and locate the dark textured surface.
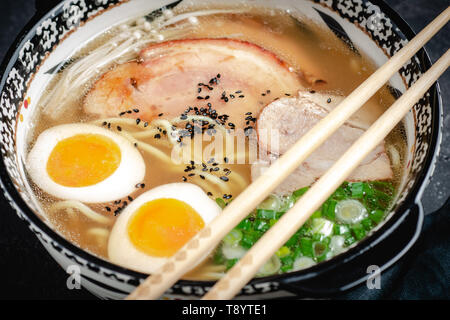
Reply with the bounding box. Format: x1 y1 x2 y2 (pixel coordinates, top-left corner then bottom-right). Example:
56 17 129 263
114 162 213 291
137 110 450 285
0 0 448 300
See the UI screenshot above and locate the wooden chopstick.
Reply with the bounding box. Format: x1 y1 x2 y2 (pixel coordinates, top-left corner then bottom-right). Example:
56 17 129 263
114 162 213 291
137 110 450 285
127 7 450 300
203 49 450 300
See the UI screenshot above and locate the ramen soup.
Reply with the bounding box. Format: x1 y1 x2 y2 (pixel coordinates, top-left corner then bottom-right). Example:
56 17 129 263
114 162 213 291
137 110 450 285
26 5 406 280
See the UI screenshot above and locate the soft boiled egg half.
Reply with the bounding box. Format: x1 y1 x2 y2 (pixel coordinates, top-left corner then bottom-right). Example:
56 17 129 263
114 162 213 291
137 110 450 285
108 183 221 274
26 124 145 203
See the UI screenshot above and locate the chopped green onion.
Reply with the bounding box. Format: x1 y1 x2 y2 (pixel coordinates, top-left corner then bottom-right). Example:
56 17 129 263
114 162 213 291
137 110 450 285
335 199 367 224
240 231 260 249
276 246 291 258
369 209 385 224
223 229 243 246
221 242 247 260
293 186 309 198
300 237 314 257
257 255 281 276
256 209 277 219
215 198 226 209
259 195 282 210
213 249 225 264
311 218 334 236
237 218 252 231
292 257 316 271
351 223 366 240
329 235 346 255
322 200 337 220
254 219 269 232
313 241 329 262
226 258 239 270
310 210 322 219
361 217 373 231
350 182 365 198
333 223 350 235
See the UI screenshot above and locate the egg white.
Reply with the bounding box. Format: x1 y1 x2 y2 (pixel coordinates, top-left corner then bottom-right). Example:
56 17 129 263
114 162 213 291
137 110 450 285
108 183 221 274
26 123 145 203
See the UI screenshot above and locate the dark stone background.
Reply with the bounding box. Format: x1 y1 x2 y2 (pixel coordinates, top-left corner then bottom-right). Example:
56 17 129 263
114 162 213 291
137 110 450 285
0 0 448 299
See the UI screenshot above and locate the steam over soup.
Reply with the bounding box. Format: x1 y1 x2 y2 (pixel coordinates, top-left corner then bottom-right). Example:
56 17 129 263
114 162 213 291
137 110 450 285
26 5 405 280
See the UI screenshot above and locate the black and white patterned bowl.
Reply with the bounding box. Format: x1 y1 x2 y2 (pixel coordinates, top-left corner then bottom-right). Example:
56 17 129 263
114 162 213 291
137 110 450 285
0 0 442 299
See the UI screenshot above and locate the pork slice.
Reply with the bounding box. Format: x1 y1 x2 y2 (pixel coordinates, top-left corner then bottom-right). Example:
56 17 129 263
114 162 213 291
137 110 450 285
252 92 393 195
83 39 304 129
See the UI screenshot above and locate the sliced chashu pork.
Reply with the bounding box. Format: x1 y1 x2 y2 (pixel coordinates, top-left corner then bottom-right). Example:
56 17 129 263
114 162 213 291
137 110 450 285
84 39 305 129
252 91 393 195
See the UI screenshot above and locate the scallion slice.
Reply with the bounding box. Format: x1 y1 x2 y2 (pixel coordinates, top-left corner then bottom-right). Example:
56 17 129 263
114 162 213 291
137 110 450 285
335 199 367 224
257 255 281 276
292 256 316 271
221 242 247 260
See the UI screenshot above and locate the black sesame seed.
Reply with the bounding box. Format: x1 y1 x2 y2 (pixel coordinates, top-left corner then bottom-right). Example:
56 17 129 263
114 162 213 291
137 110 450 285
239 95 245 98
127 110 132 114
119 111 126 116
117 126 122 131
217 74 221 78
128 196 133 201
158 113 163 117
327 98 332 103
188 173 195 177
310 90 316 94
182 176 187 182
224 157 229 163
114 200 121 204
154 133 161 139
220 176 229 182
133 108 140 113
285 93 291 96
105 207 111 212
144 122 149 127
200 175 205 180
102 121 107 126
134 143 138 147
207 192 213 196
136 118 141 125
197 96 204 100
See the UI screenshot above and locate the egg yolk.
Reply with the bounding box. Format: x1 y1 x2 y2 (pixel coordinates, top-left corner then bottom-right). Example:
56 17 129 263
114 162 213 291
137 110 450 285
46 134 121 187
127 198 205 257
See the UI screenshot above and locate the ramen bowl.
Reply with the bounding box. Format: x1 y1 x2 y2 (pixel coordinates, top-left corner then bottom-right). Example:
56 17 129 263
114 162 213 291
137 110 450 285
0 0 442 299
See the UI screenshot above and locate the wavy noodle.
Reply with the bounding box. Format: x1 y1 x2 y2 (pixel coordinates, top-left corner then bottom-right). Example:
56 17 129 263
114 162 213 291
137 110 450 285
50 201 111 224
119 130 175 164
192 169 231 194
87 228 110 238
90 115 249 195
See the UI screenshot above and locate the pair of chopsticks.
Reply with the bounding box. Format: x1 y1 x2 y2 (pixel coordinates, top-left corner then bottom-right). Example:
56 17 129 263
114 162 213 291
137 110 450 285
128 7 450 300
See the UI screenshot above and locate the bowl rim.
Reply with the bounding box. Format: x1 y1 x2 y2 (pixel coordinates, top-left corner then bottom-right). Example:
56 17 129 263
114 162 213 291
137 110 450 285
0 0 443 292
